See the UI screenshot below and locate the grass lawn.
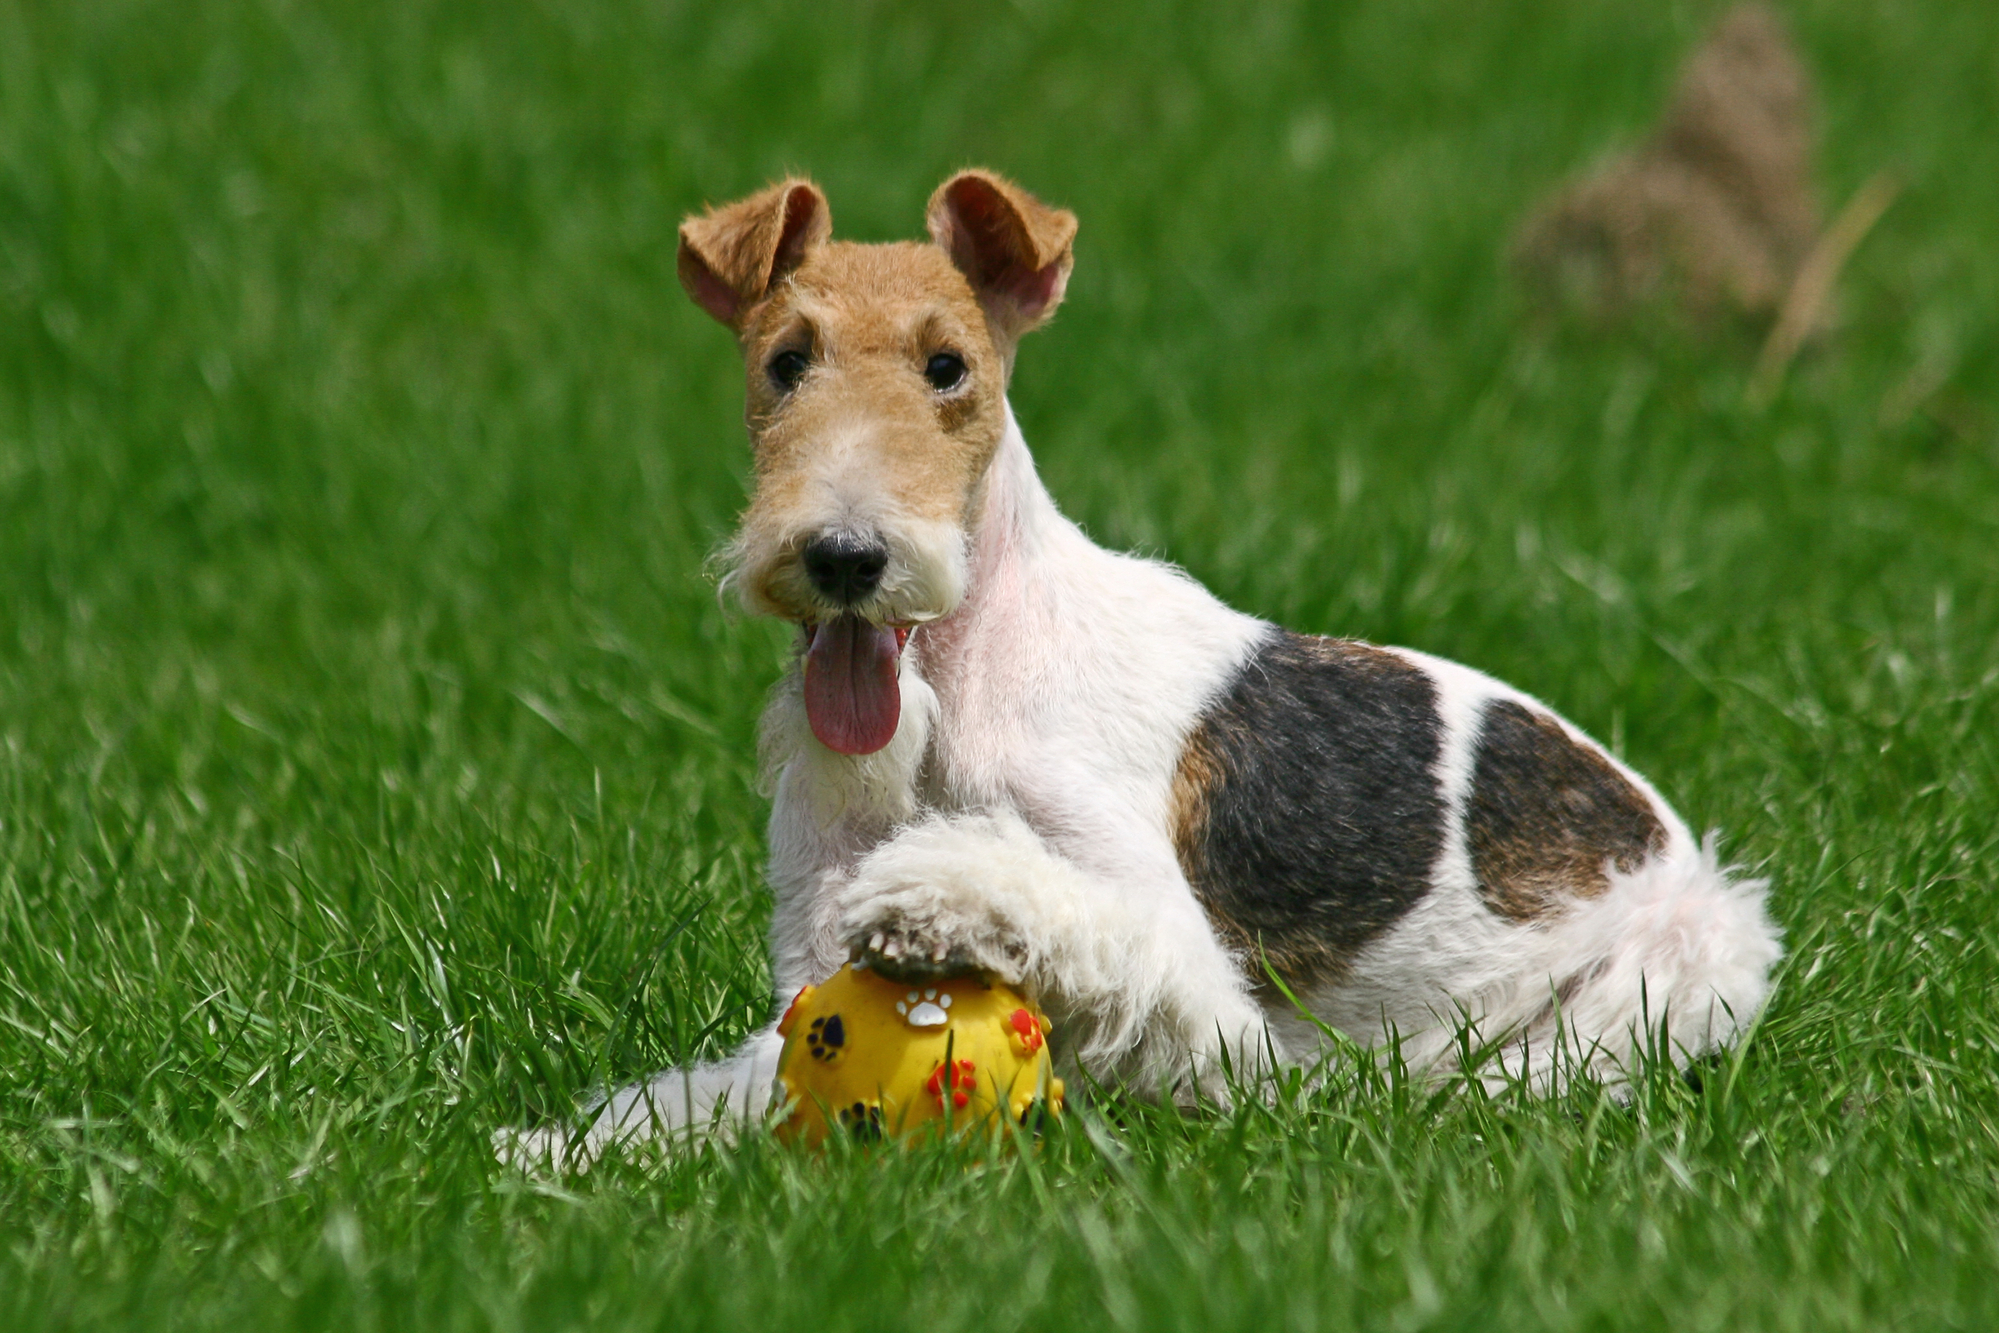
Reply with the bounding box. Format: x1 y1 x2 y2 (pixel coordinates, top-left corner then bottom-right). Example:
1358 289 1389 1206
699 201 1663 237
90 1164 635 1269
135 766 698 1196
3 0 1997 1327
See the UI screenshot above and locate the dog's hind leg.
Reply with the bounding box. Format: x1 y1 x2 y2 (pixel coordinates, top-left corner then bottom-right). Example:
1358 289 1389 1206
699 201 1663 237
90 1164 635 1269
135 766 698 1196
494 1025 786 1169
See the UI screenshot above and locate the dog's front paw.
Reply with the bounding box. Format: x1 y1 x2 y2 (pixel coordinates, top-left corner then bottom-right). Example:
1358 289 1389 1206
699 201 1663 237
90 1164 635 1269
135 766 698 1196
849 928 989 984
836 820 1039 984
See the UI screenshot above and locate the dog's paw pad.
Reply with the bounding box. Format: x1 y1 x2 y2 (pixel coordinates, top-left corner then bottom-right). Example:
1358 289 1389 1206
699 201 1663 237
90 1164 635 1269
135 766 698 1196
851 934 979 983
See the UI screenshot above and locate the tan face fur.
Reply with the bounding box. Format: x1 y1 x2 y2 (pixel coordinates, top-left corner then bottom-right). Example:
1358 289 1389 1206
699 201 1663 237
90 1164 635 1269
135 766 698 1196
729 241 1006 624
678 171 1076 629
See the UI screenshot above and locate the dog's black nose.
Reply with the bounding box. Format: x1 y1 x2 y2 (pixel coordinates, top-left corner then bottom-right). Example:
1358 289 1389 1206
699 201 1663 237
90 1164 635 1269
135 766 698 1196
801 534 889 606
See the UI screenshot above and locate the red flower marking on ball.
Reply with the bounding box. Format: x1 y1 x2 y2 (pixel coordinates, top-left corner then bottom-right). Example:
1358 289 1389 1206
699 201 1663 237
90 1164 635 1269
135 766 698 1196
1008 1007 1045 1054
777 985 812 1038
925 1059 978 1109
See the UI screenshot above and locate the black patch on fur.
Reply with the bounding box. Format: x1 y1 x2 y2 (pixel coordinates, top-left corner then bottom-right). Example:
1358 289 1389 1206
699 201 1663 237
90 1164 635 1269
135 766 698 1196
1172 631 1447 989
1466 699 1667 920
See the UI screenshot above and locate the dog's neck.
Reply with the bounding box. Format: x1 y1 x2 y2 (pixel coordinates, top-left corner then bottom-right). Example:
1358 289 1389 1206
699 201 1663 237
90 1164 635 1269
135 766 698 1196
913 404 1078 681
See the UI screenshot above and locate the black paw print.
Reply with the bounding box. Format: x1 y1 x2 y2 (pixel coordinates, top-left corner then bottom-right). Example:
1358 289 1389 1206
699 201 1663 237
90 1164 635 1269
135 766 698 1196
808 1013 846 1063
838 1101 883 1142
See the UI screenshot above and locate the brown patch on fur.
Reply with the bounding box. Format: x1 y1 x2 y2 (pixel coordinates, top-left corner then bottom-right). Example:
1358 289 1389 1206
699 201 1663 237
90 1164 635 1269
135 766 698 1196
1468 700 1668 922
1512 4 1820 327
1167 726 1223 915
1320 638 1419 679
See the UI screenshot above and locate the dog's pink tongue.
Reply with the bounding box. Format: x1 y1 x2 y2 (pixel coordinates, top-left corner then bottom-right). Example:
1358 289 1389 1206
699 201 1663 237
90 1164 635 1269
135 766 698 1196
804 615 902 755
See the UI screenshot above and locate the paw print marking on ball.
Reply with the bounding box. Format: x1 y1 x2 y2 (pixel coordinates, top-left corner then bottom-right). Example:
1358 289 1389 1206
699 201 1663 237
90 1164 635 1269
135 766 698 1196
807 1013 846 1063
894 988 952 1028
925 1059 978 1110
837 1101 883 1142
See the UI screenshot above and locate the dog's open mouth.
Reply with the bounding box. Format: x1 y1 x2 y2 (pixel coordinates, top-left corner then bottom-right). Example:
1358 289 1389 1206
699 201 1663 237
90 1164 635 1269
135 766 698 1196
802 617 911 755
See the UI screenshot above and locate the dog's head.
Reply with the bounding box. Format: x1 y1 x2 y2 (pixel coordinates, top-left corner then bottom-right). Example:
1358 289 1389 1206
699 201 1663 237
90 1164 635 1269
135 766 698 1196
680 170 1075 755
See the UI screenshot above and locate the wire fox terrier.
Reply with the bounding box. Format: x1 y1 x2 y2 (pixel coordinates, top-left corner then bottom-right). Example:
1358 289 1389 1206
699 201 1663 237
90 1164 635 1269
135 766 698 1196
506 169 1782 1160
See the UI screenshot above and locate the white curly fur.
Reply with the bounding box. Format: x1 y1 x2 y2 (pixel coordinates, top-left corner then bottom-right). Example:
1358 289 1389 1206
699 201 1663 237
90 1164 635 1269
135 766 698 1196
1288 834 1781 1089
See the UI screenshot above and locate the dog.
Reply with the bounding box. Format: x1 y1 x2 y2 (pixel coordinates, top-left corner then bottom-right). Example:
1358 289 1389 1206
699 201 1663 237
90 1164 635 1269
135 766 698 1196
502 169 1781 1162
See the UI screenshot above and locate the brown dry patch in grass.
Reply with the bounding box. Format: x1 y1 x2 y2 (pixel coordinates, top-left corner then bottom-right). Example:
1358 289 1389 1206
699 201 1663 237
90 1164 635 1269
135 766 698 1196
1514 4 1822 331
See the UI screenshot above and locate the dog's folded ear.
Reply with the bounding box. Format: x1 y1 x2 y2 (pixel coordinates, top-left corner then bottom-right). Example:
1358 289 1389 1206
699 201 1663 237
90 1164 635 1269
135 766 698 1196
927 170 1077 345
678 178 831 330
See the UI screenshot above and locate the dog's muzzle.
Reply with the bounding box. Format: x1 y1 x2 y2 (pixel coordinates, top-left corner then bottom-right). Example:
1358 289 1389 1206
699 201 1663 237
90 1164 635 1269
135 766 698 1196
801 533 889 607
794 530 910 757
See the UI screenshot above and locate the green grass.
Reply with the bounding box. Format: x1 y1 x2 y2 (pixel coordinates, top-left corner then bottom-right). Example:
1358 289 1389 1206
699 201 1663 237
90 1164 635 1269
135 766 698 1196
3 0 1997 1327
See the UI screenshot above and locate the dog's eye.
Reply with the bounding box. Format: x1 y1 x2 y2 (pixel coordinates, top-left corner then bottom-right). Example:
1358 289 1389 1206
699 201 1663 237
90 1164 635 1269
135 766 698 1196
924 352 967 392
767 349 810 393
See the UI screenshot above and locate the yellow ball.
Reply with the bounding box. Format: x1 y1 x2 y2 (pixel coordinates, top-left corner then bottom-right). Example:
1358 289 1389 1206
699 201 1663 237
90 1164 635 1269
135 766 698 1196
773 964 1064 1147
